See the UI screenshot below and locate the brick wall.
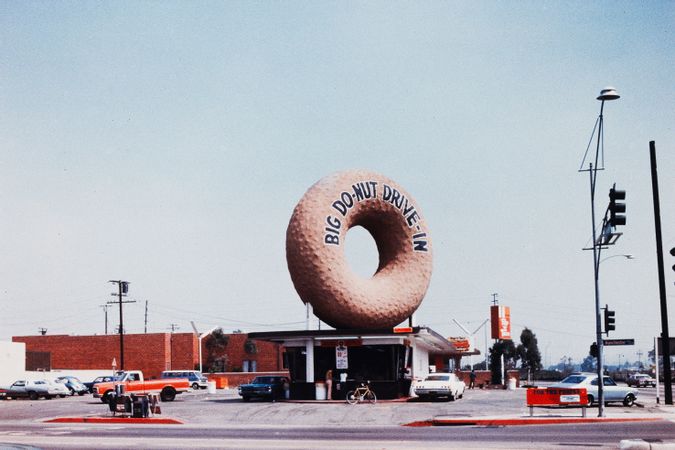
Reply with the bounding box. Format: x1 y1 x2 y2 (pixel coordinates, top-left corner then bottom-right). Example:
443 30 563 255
13 331 282 379
13 333 198 379
203 333 282 372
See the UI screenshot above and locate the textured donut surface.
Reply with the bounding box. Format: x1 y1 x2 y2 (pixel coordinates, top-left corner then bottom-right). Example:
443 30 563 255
286 170 432 329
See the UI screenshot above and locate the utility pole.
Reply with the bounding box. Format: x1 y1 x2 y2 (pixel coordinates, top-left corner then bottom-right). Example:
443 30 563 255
649 141 672 405
100 305 110 335
108 280 135 371
144 300 148 334
38 327 47 336
491 293 499 306
168 323 179 371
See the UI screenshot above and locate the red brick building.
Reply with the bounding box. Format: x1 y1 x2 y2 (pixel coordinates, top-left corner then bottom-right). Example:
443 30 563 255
13 332 283 379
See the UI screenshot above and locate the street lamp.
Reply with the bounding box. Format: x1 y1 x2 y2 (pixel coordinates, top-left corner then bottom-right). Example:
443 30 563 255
579 86 620 418
599 254 634 264
191 322 219 373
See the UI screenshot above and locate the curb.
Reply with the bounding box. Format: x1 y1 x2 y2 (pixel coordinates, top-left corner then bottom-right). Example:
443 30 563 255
428 417 662 427
44 417 183 425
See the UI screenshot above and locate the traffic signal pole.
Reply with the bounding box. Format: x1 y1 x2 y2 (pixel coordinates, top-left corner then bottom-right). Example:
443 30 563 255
649 141 672 405
588 162 606 417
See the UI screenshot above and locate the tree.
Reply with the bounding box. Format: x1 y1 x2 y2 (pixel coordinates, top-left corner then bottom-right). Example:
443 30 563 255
516 328 542 372
490 340 519 384
204 328 229 372
580 355 595 372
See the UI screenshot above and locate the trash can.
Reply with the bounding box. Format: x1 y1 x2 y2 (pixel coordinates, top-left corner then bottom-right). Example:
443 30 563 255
315 382 327 400
508 378 517 390
207 381 217 394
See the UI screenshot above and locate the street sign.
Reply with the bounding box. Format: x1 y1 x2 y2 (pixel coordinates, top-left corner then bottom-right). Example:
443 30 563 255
602 339 635 346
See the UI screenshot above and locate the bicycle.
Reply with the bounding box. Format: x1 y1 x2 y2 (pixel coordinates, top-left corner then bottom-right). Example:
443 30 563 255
346 381 377 404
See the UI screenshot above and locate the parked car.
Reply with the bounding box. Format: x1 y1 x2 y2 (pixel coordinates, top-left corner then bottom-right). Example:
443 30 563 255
414 372 466 401
627 373 656 388
238 376 289 401
55 376 89 396
161 370 208 390
549 372 638 406
84 375 116 393
45 379 71 398
0 380 67 400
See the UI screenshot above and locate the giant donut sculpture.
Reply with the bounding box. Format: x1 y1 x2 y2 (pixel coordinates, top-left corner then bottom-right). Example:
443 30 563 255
286 170 432 329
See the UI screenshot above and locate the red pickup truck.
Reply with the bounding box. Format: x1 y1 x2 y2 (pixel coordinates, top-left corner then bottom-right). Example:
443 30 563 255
93 371 190 403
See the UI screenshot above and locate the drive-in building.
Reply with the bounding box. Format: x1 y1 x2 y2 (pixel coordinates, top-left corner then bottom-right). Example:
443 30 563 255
249 326 476 400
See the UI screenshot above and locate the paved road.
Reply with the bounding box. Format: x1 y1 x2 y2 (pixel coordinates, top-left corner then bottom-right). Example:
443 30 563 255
1 420 674 449
0 386 673 449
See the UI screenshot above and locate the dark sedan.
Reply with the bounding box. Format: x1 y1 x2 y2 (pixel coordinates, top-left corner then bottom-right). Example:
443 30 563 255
238 376 288 401
83 375 115 393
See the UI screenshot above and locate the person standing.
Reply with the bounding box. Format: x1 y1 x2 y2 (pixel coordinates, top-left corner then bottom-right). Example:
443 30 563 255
469 369 476 389
325 369 333 400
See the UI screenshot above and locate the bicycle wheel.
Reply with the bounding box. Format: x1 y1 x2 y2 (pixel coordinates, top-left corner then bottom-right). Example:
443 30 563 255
365 390 377 404
346 390 358 405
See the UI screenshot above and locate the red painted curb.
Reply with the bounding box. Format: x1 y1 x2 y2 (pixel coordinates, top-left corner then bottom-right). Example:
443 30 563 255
45 417 183 424
430 417 661 427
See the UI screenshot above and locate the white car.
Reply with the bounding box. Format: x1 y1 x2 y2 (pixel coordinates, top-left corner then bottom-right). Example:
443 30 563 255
627 374 656 388
414 372 466 401
46 380 71 398
550 372 638 406
1 380 69 400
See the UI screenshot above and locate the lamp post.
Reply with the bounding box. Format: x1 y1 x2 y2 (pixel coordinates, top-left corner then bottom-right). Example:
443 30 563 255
191 321 219 373
580 86 620 417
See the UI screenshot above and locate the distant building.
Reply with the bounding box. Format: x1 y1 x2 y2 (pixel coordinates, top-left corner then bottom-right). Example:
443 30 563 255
13 332 283 379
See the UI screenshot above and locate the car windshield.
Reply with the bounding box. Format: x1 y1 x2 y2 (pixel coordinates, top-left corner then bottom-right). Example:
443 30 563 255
425 375 450 381
559 375 588 384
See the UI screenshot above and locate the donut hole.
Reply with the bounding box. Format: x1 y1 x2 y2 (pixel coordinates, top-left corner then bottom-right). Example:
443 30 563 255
344 225 380 278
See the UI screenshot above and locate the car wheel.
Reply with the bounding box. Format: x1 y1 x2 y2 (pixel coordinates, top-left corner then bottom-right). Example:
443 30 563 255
586 395 594 406
623 394 635 407
242 396 250 402
28 391 38 401
59 395 66 398
101 391 113 404
44 395 52 400
191 383 200 390
78 391 85 396
448 393 455 402
160 387 176 402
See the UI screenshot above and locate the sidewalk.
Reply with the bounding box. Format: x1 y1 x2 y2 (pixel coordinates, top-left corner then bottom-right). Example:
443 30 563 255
430 402 675 427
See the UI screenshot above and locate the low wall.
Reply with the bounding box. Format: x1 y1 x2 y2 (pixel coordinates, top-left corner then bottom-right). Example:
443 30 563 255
207 371 289 389
457 370 520 388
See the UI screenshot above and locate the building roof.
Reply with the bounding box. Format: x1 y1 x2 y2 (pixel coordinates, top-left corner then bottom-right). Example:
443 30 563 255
248 326 480 356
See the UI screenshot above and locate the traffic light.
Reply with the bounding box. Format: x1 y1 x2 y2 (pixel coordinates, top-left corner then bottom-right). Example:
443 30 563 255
590 342 598 358
603 306 616 334
608 186 626 227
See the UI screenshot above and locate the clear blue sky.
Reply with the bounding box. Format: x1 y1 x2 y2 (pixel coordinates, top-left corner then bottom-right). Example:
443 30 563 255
2 2 674 367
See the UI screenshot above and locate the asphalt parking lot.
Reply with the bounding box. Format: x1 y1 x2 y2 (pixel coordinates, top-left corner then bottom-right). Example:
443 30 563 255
0 386 669 427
